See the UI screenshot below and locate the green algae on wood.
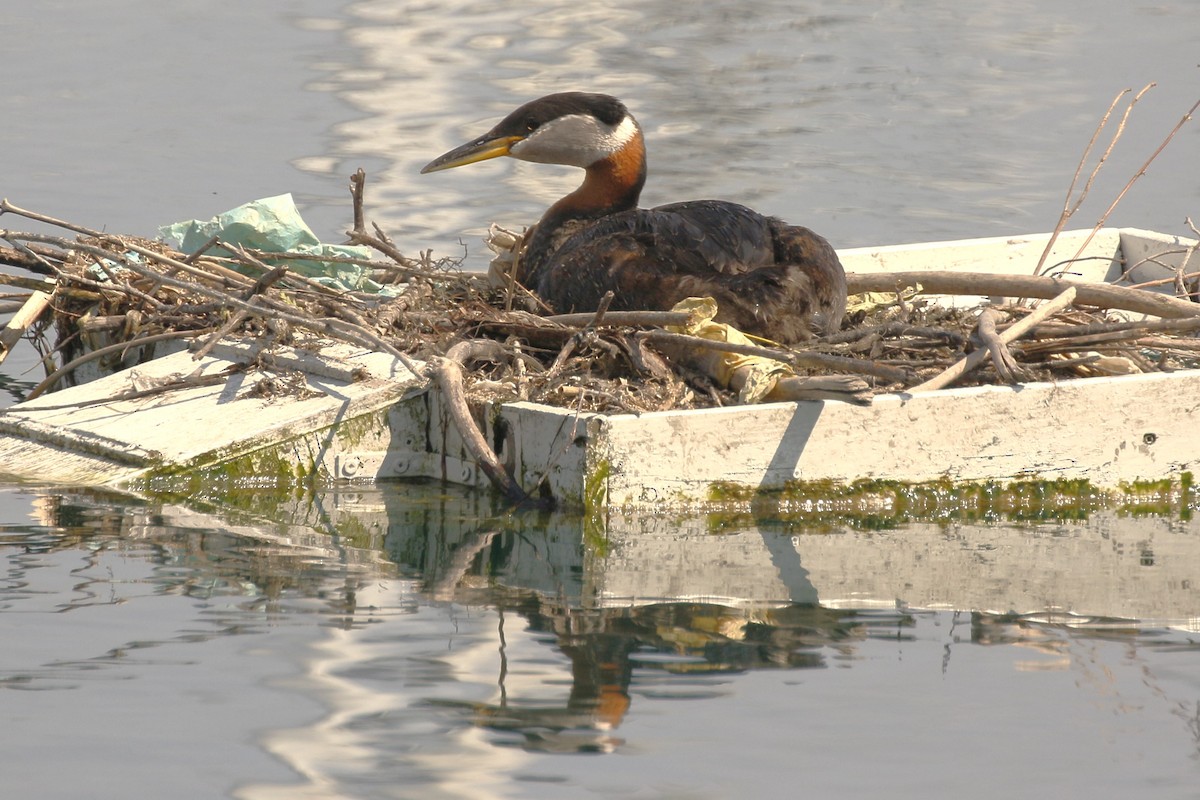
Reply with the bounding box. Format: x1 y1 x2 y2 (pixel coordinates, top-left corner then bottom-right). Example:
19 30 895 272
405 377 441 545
703 475 1195 523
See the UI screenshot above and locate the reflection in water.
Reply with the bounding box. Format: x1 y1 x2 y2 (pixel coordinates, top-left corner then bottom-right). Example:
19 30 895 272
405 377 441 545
3 485 1200 797
425 601 911 755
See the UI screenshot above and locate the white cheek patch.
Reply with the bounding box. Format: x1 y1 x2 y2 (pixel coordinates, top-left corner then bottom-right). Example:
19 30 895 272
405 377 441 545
512 113 639 168
609 115 638 148
609 117 638 151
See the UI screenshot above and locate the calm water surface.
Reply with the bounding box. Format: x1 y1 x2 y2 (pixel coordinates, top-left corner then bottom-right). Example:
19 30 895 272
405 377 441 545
2 485 1199 799
3 1 1200 798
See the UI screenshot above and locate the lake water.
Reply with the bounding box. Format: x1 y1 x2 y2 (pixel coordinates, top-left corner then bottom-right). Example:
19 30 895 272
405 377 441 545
4 484 1200 799
3 1 1200 798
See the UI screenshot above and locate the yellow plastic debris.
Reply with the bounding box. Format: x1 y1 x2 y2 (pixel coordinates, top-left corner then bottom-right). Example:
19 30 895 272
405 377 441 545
664 297 792 403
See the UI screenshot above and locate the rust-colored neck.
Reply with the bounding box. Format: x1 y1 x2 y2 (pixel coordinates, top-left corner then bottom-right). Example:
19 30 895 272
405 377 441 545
522 129 648 290
548 128 647 221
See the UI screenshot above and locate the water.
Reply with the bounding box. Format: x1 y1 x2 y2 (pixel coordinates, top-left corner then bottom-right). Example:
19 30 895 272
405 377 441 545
3 1 1200 797
2 485 1199 798
4 1 1197 256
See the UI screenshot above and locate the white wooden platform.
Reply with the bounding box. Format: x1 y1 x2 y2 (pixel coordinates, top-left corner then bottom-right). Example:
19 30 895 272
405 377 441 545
0 340 423 487
384 227 1200 508
0 226 1196 508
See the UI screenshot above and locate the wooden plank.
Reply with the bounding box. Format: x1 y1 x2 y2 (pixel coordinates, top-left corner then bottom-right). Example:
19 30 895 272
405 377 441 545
585 369 1200 507
0 339 424 485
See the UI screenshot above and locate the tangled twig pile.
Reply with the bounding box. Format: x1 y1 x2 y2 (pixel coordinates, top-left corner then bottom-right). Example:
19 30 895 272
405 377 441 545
1 174 1200 418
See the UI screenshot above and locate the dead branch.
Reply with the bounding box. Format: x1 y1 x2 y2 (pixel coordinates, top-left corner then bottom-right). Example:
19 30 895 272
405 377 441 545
543 309 693 328
909 287 1077 392
976 307 1024 384
27 328 216 399
1034 85 1152 275
350 168 367 235
1068 93 1200 266
847 270 1200 319
433 339 529 505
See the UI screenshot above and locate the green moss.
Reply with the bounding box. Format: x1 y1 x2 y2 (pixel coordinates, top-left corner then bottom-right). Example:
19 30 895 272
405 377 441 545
582 459 611 556
1120 477 1176 495
333 411 386 449
124 407 399 496
1114 477 1185 517
699 474 1193 525
584 459 611 516
128 434 321 496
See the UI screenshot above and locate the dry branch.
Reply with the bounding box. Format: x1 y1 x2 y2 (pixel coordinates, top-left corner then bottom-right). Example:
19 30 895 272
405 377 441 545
846 270 1200 319
0 289 53 367
433 340 529 505
909 288 1077 392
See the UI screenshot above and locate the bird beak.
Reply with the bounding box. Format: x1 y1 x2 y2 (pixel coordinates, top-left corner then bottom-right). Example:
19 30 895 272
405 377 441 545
420 133 525 174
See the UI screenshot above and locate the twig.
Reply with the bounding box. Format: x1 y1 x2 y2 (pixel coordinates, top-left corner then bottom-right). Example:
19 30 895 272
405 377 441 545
7 231 411 366
345 227 425 272
846 270 1200 319
1026 314 1200 340
350 169 367 235
86 254 167 311
1033 85 1152 275
1 234 62 275
1068 92 1200 266
0 269 59 292
182 235 221 265
13 365 242 414
246 263 290 297
26 328 215 400
545 291 619 376
820 321 968 348
543 309 692 328
432 339 529 505
0 243 58 274
976 307 1023 384
1 200 257 290
221 242 349 300
588 291 615 328
1 198 110 238
908 287 1077 392
191 300 261 362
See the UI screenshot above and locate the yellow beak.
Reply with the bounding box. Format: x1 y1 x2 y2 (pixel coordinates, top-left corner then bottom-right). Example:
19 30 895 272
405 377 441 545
420 134 525 174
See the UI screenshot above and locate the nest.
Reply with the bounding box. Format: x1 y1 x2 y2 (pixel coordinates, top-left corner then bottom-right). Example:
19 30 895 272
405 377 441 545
2 192 1200 417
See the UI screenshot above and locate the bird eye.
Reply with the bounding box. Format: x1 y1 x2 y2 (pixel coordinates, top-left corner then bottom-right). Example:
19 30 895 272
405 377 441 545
524 118 539 133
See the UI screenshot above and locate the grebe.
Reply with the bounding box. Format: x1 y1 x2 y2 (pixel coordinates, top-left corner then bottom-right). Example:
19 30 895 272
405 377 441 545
421 92 846 343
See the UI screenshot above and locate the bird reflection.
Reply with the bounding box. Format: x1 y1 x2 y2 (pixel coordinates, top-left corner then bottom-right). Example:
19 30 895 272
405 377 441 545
407 526 893 754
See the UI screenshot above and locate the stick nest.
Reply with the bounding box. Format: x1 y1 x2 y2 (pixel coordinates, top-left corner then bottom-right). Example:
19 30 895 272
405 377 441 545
2 194 1200 414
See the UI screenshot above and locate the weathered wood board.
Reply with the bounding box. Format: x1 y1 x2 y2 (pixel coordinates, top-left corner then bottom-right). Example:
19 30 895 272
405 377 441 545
0 340 423 486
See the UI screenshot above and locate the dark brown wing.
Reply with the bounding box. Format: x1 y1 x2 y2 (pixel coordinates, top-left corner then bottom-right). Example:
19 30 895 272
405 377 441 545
527 201 846 343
